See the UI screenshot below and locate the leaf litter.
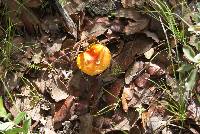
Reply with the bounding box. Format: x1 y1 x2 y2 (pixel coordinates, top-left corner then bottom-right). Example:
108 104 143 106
0 0 200 134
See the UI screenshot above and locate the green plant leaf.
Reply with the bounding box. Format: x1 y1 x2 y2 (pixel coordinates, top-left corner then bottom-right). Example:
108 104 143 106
177 63 194 73
183 45 196 62
194 53 200 62
14 112 26 125
197 2 200 12
0 122 15 131
22 117 31 134
185 68 198 91
5 128 24 134
0 96 8 118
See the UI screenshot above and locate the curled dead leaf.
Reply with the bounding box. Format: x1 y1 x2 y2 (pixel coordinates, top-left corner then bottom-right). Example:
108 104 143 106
134 73 150 88
25 0 43 8
53 96 75 126
104 79 124 105
121 0 145 8
125 61 144 85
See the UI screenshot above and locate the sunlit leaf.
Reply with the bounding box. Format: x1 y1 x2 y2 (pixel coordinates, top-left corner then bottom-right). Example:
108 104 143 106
5 128 23 134
14 112 26 125
185 68 198 91
0 122 14 131
183 45 196 62
177 63 193 73
0 96 7 118
22 117 31 134
194 53 200 62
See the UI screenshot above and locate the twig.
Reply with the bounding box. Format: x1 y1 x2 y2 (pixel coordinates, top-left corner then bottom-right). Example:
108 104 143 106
52 0 77 39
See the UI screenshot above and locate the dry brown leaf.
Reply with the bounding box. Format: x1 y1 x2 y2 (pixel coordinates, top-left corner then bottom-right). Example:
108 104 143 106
89 23 107 37
144 48 154 59
187 100 200 122
134 73 150 88
152 51 171 69
125 61 144 85
146 63 165 76
116 8 149 22
143 30 159 43
25 0 43 8
124 20 149 35
116 8 149 35
113 118 131 131
3 72 23 91
121 86 135 112
5 0 41 34
46 39 63 55
121 0 145 8
129 126 142 134
63 0 86 15
53 96 75 125
85 0 115 16
114 34 153 71
33 72 69 102
141 111 150 130
104 79 124 105
31 49 43 64
20 8 40 34
121 93 128 112
62 38 76 49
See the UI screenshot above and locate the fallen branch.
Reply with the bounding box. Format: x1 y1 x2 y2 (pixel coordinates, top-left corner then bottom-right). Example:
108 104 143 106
52 0 77 39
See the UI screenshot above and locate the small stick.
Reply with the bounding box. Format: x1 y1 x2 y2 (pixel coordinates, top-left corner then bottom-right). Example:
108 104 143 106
52 0 77 39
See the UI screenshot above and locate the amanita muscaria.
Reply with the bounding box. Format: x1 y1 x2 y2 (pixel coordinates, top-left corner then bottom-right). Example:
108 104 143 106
76 43 111 76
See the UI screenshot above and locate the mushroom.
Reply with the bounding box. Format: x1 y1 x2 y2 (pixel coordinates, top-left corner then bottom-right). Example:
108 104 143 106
76 43 111 76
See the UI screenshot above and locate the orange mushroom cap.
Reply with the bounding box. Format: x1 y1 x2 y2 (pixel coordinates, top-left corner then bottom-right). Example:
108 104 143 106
76 43 111 76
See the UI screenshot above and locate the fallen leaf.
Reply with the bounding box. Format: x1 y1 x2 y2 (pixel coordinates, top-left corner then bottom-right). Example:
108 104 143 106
33 72 69 102
124 20 149 35
31 49 43 64
146 63 165 76
62 38 76 49
114 118 131 130
125 61 144 85
43 128 56 134
114 33 153 71
121 93 129 112
143 30 159 43
104 79 124 105
25 0 43 8
46 39 64 55
63 0 85 15
85 0 115 16
53 96 75 126
129 126 142 134
121 86 135 112
116 8 150 35
134 73 150 88
89 23 107 37
147 116 167 132
121 0 145 8
152 51 171 69
187 100 200 122
144 48 154 59
3 72 23 91
0 96 8 118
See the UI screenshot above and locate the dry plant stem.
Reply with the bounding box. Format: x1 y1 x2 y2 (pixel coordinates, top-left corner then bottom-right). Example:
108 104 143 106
159 16 177 80
53 0 77 39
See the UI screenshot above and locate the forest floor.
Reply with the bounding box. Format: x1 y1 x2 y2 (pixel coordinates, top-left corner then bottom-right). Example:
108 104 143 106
0 0 200 134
